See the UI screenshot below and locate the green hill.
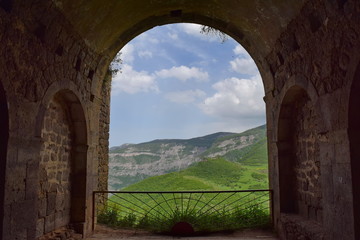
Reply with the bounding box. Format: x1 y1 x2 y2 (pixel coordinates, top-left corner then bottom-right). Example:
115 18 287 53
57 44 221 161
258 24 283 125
123 157 268 191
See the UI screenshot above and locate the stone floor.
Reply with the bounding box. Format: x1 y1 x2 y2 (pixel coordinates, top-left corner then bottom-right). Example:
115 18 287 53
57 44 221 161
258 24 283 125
86 225 279 240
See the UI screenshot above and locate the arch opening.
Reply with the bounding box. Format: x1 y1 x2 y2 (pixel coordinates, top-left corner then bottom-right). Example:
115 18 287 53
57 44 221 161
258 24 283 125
92 10 278 97
348 63 360 239
277 86 322 222
107 23 269 217
37 90 87 237
0 81 8 239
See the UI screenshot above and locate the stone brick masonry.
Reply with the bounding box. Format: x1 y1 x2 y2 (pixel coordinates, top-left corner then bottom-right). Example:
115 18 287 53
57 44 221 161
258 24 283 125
293 96 322 222
37 98 73 238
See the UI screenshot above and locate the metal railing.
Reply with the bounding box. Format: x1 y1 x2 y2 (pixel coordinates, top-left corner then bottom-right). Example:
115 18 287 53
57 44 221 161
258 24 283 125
93 189 273 234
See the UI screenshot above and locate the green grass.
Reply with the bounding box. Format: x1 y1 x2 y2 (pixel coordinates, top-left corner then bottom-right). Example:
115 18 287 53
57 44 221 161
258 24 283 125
98 203 271 234
100 157 270 233
124 172 215 191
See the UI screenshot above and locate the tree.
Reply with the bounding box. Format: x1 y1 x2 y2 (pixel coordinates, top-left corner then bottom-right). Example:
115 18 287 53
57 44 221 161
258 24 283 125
200 26 228 43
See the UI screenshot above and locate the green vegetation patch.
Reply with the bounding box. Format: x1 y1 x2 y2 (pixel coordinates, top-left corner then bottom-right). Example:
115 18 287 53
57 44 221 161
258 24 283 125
122 157 268 191
124 172 215 191
97 194 271 234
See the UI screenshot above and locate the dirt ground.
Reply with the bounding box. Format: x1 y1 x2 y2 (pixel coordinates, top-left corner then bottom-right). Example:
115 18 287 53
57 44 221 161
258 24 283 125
86 225 279 240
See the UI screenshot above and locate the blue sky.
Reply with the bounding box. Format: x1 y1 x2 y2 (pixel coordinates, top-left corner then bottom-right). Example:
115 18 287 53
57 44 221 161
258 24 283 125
109 23 265 147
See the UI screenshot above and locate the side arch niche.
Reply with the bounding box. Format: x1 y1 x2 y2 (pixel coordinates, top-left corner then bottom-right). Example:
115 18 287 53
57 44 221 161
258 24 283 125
348 62 360 239
37 90 87 237
277 86 322 222
0 81 8 239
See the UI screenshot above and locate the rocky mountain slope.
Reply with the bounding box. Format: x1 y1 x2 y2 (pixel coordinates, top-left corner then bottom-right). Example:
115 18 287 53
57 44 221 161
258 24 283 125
109 124 266 190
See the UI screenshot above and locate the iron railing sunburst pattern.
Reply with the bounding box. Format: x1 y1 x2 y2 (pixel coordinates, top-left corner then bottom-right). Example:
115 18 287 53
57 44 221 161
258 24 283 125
93 189 273 234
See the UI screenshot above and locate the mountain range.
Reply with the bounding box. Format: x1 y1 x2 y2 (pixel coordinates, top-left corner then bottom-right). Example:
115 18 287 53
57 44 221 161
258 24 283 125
108 124 267 190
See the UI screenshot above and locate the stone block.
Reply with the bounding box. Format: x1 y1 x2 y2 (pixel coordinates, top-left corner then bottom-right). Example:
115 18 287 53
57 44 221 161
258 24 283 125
38 197 47 218
39 167 48 181
64 194 71 210
56 193 65 211
44 214 55 233
26 177 38 200
26 159 39 179
50 182 58 192
47 192 57 215
36 218 45 238
57 171 62 182
55 211 64 229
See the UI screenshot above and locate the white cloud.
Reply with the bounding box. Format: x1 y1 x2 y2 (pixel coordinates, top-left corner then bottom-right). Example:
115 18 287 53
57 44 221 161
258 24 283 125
111 64 159 95
230 44 258 76
120 44 135 64
199 74 265 119
168 32 178 40
178 23 219 42
230 57 258 76
165 90 206 104
233 45 250 57
179 23 203 37
138 50 153 59
156 66 209 82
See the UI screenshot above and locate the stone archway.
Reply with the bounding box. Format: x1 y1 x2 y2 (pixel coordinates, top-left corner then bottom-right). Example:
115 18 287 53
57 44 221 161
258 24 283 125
348 62 360 240
0 81 8 240
277 85 323 236
37 90 87 238
51 1 307 96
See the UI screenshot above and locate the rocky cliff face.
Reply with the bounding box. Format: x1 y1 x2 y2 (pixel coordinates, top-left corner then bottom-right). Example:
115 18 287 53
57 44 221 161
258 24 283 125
109 125 266 190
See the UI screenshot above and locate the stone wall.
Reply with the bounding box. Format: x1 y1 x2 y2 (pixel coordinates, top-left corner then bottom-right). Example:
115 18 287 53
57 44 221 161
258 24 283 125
0 1 108 239
37 98 73 238
97 73 111 192
266 0 360 239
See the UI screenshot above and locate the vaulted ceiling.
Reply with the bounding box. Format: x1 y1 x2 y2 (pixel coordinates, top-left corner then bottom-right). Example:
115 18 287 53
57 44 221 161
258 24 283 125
53 0 306 60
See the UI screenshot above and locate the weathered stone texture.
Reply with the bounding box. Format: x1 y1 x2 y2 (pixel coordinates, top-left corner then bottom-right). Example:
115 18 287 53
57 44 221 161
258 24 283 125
292 97 322 222
97 74 111 192
279 214 325 240
267 0 360 239
268 0 360 100
0 1 106 239
0 0 359 239
38 98 73 238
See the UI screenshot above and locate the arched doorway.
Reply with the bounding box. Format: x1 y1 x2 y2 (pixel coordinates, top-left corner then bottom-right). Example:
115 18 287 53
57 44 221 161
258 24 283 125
0 81 8 239
348 63 360 239
37 90 87 237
